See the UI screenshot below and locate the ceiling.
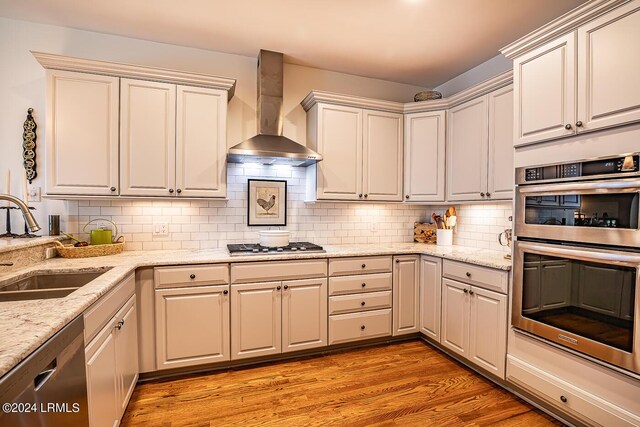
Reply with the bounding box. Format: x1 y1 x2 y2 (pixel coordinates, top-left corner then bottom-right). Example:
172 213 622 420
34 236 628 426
0 0 587 88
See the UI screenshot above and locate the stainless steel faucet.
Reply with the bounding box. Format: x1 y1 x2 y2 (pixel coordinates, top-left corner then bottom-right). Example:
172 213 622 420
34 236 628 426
0 194 41 232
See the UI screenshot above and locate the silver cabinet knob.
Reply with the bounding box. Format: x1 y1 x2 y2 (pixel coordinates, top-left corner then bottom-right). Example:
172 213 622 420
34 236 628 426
176 189 182 194
110 187 116 192
169 188 174 193
405 195 409 199
565 123 572 130
576 121 583 128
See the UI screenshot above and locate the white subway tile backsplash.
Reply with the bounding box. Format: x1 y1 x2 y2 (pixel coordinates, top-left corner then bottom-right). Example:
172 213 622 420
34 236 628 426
64 164 511 251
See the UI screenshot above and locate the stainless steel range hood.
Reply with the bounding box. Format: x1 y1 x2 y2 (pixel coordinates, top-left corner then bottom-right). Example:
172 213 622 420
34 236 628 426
227 50 322 167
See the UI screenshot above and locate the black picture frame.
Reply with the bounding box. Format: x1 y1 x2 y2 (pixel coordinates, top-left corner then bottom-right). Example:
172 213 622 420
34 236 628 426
247 179 287 226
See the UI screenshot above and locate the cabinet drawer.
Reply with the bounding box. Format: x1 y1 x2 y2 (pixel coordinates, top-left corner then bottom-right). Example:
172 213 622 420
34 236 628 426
329 291 392 315
231 260 327 284
507 356 640 427
329 273 392 296
84 273 135 344
329 256 392 276
443 260 508 294
329 309 392 345
155 264 229 288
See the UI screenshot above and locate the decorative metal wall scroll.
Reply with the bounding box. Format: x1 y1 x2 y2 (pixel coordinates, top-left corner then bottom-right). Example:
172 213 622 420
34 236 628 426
23 108 37 184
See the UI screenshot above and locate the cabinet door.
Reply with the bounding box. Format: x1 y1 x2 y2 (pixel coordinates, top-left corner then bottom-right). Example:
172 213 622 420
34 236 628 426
45 70 119 196
155 285 230 369
315 104 363 200
176 86 227 198
85 320 118 427
578 264 623 317
282 278 327 353
403 111 446 202
578 2 640 132
419 256 442 341
393 255 420 335
487 85 514 200
447 96 488 201
513 33 576 146
469 286 507 379
114 296 138 417
363 110 403 201
540 261 571 310
441 279 470 358
522 262 541 314
120 79 176 196
231 281 282 360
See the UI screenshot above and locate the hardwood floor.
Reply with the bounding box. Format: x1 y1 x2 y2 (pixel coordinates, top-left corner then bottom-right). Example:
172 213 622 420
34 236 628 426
122 341 562 426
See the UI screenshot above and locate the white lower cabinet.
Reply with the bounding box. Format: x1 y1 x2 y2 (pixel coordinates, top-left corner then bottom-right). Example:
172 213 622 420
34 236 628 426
85 293 138 427
155 285 230 369
441 275 507 379
231 277 327 360
282 278 328 353
328 256 393 344
231 281 282 360
419 256 442 342
392 255 419 336
507 355 640 427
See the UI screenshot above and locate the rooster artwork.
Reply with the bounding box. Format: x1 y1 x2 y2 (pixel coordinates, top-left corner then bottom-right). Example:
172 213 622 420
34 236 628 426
256 187 279 217
248 179 287 226
256 194 277 215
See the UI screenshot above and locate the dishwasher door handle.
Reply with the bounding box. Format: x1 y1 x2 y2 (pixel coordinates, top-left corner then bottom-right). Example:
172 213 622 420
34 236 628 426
34 358 57 391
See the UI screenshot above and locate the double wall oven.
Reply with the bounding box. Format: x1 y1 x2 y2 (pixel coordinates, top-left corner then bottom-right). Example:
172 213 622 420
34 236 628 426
513 153 640 375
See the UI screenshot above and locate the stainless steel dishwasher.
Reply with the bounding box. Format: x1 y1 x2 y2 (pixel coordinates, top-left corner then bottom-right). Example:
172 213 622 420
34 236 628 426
0 315 89 426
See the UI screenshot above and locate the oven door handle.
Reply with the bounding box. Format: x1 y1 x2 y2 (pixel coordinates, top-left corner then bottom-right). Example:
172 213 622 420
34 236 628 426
518 177 640 195
516 240 640 265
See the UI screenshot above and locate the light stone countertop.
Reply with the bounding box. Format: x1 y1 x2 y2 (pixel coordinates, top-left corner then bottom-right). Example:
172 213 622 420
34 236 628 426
0 236 64 255
0 243 511 378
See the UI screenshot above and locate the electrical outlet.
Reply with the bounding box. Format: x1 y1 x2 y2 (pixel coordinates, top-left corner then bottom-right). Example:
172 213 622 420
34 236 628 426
369 222 378 233
153 222 169 236
28 186 41 203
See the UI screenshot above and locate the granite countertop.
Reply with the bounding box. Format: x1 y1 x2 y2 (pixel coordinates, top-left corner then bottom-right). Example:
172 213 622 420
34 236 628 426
0 243 511 377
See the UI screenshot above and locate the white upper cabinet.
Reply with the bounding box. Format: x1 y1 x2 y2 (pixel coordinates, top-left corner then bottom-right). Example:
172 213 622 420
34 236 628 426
487 85 514 200
120 79 176 197
38 53 235 199
363 111 403 201
513 33 576 146
305 101 403 202
447 85 514 202
577 2 640 132
313 104 363 200
510 2 640 146
176 86 228 198
447 96 488 201
45 70 119 196
403 111 446 202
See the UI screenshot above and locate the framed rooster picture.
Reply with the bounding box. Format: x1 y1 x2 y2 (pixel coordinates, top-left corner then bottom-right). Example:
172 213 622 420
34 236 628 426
247 179 287 226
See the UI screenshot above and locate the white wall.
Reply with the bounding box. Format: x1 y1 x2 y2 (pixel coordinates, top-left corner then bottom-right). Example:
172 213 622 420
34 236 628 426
68 163 510 252
0 17 427 234
434 54 512 97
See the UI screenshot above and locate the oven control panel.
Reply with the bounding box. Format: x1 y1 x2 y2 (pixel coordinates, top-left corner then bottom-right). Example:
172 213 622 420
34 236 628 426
521 154 639 183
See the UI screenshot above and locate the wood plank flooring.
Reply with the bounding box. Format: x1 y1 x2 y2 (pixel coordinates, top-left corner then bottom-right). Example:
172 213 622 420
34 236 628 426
122 340 562 426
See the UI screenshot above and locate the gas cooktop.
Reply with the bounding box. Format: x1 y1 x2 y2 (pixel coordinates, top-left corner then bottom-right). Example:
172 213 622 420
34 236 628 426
227 242 325 256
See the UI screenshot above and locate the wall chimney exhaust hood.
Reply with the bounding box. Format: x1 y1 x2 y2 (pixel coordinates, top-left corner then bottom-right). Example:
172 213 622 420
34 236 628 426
227 50 322 167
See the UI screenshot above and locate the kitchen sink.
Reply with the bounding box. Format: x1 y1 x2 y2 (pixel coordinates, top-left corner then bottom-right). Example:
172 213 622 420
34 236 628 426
0 270 109 302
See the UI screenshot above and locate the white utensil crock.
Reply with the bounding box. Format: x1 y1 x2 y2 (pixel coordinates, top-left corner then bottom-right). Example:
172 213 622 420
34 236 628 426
436 229 453 246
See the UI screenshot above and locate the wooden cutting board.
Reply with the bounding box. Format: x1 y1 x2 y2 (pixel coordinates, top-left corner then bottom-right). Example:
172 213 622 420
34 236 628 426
414 222 437 244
